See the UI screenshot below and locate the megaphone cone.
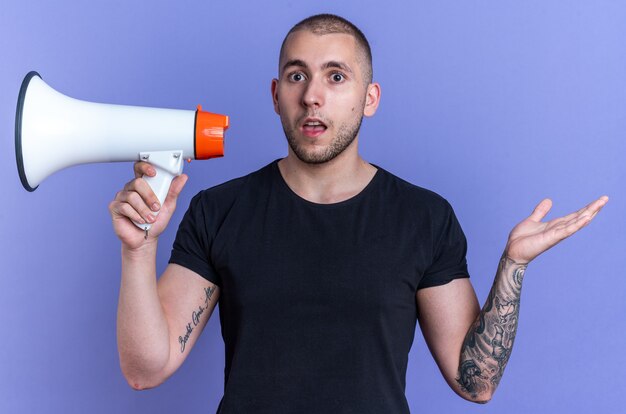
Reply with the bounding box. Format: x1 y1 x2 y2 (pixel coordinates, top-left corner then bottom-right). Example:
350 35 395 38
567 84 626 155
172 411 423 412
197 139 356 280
15 71 229 230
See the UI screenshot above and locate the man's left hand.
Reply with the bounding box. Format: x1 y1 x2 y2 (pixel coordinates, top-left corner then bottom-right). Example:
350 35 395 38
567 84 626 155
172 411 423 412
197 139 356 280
505 196 609 264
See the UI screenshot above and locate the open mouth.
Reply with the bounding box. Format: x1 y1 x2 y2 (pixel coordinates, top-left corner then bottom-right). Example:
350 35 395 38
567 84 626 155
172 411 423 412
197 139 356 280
302 119 327 135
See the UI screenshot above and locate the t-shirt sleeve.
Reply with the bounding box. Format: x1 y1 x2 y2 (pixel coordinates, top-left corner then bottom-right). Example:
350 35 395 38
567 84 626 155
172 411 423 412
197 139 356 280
168 192 222 287
418 202 470 290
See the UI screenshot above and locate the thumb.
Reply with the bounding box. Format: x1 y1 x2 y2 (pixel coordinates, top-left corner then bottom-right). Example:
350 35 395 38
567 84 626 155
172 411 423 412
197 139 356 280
163 173 189 208
528 198 552 222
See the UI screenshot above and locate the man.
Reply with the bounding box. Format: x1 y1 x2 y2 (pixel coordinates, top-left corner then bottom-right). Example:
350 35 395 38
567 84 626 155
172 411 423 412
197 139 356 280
109 14 608 413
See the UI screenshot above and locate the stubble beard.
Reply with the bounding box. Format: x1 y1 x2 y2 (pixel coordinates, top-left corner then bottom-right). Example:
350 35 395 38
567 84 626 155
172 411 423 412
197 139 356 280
281 111 365 165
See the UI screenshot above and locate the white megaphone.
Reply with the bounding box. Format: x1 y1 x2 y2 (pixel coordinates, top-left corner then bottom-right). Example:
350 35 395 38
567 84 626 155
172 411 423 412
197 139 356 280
15 71 229 232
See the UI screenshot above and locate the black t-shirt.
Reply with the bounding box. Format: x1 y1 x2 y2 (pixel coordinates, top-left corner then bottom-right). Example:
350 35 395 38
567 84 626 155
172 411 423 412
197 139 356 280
169 160 469 413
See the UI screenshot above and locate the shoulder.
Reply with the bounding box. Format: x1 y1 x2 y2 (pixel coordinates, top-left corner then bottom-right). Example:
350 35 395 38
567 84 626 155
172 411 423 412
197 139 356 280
191 160 277 207
374 166 454 215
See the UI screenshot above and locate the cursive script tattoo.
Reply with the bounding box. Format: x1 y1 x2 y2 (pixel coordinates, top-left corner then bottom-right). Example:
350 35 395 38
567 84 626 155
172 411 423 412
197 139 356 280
456 255 527 401
192 305 205 326
178 286 217 353
179 323 194 353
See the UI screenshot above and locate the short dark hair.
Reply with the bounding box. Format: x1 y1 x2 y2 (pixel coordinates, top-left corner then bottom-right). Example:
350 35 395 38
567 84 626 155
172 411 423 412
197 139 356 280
279 14 373 84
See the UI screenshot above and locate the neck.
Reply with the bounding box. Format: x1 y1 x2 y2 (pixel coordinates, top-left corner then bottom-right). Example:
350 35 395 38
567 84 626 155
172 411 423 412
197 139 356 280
278 140 377 204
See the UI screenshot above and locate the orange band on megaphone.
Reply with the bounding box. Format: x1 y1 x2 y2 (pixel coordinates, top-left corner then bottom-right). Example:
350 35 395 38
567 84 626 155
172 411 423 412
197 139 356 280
194 105 229 160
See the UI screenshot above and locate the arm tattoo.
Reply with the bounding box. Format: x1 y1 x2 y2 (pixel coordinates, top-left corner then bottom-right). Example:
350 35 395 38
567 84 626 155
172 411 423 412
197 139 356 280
456 255 527 401
178 286 216 353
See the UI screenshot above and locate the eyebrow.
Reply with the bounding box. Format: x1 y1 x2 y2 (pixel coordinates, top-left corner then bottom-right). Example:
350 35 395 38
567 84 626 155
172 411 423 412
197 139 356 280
323 60 354 74
281 59 307 73
281 59 354 75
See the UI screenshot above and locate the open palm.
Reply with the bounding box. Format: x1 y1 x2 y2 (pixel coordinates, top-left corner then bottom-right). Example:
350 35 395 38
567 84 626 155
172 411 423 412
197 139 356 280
505 196 609 264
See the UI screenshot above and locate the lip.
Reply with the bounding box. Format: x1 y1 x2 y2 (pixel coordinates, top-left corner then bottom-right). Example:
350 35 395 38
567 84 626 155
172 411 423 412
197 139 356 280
301 117 327 128
300 117 328 138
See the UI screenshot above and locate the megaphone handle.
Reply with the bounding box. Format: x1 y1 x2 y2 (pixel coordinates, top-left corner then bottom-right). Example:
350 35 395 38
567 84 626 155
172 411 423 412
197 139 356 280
132 150 184 232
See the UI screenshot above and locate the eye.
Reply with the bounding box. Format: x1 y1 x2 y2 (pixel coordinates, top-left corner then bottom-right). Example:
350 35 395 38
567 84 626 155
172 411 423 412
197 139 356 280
330 72 346 83
288 72 307 82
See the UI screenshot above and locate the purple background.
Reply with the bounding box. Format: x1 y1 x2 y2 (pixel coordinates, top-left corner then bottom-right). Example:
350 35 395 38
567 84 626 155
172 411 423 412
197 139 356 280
1 1 624 413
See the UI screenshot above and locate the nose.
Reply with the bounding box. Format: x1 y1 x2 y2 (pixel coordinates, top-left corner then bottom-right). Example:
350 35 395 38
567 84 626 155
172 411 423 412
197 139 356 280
301 76 324 108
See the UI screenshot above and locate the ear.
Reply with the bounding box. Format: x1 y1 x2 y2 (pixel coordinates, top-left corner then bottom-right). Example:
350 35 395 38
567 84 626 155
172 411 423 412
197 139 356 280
271 78 280 115
363 82 381 117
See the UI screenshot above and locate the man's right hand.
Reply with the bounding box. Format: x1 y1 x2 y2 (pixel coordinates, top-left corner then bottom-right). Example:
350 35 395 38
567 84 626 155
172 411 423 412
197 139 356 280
108 161 188 250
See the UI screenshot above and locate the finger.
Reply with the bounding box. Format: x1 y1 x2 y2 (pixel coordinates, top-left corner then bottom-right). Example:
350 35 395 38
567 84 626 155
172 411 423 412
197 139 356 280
589 201 607 220
123 177 161 212
578 196 609 221
528 198 552 222
555 209 584 225
163 174 189 208
133 161 156 179
551 199 606 241
543 195 608 227
555 215 589 238
573 195 610 217
590 195 609 215
116 190 158 224
109 200 147 225
553 199 598 223
554 204 594 229
560 214 594 239
565 196 609 225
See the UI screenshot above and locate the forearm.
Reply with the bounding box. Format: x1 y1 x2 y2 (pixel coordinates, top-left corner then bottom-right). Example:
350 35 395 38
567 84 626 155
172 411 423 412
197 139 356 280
117 241 170 387
456 254 527 402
